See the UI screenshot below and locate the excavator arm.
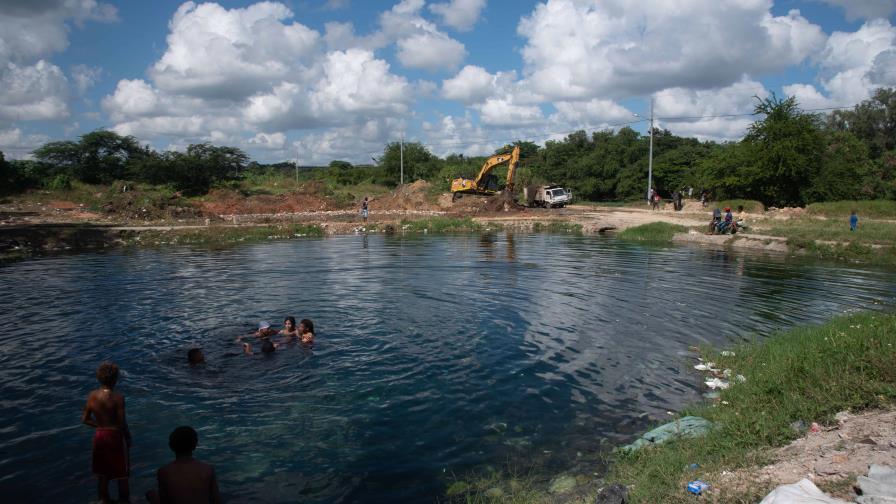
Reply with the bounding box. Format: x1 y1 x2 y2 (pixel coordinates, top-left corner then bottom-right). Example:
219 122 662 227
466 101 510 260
451 145 521 194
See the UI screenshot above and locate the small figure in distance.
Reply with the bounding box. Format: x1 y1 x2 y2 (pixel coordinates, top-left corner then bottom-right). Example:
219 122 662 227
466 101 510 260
82 362 131 504
279 316 299 338
299 319 315 345
850 209 858 232
187 348 205 365
361 197 369 224
146 426 221 504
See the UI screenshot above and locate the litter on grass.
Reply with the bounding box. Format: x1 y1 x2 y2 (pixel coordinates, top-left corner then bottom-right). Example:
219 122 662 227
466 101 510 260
705 378 730 390
620 416 713 452
758 479 851 504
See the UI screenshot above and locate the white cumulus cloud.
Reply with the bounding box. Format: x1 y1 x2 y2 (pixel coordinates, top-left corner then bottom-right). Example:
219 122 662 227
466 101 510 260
517 0 825 101
784 19 896 109
429 0 487 31
653 78 769 140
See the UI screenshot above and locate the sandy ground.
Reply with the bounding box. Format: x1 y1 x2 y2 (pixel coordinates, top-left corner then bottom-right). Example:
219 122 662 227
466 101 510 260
715 409 896 501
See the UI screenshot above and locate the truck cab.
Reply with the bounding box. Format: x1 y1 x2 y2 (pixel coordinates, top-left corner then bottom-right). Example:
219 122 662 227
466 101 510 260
523 185 573 208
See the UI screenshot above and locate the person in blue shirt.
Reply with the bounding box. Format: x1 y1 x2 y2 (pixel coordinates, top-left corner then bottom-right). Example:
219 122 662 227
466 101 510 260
850 210 858 231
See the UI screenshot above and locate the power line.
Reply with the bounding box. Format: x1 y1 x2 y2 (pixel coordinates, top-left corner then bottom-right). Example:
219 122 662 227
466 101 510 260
408 100 865 154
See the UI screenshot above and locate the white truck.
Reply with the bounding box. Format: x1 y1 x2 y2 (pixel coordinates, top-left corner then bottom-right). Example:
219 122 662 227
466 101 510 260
523 185 572 208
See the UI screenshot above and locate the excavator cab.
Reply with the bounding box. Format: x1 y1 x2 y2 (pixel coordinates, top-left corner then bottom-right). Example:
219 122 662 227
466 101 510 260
450 145 520 197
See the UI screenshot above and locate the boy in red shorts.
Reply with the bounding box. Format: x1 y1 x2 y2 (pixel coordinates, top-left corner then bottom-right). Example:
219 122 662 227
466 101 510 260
81 361 131 503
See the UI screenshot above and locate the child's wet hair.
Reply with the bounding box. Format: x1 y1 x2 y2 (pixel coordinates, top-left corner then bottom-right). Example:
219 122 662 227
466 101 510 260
169 426 198 455
96 361 119 387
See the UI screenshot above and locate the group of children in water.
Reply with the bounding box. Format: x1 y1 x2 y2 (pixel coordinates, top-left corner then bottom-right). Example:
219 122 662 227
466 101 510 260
185 317 316 365
83 318 317 503
238 316 315 355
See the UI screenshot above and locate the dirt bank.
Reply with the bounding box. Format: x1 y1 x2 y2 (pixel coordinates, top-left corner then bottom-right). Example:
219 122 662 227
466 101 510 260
717 408 896 501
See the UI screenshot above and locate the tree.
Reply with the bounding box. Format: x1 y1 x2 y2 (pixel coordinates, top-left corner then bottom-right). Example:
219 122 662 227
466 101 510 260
744 94 825 206
804 131 872 202
828 88 896 159
380 142 441 185
33 130 145 184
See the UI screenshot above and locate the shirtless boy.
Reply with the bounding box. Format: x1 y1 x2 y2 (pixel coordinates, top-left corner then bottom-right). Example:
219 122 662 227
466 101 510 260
82 361 131 503
146 426 221 504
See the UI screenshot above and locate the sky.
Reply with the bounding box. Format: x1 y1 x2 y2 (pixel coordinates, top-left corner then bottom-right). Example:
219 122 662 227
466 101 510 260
1 0 895 164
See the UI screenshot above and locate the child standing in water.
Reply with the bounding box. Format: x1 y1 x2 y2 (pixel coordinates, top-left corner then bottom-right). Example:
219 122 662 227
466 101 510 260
82 362 131 503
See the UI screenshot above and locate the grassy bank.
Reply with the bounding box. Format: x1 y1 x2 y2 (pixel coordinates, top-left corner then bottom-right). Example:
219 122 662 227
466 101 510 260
446 312 896 503
618 222 687 243
757 218 896 266
399 216 486 233
609 312 896 503
121 223 324 247
806 200 896 219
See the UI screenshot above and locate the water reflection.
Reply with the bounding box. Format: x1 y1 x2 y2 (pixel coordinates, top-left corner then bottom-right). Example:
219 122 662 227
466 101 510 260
0 234 893 503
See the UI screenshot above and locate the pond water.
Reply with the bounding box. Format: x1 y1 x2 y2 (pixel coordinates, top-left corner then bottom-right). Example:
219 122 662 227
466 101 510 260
1 233 894 503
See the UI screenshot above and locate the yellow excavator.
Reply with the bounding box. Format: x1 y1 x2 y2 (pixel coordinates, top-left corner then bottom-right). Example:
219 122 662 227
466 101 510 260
450 145 520 200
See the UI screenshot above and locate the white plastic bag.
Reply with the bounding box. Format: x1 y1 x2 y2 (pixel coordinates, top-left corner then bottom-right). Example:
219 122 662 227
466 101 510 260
759 479 852 504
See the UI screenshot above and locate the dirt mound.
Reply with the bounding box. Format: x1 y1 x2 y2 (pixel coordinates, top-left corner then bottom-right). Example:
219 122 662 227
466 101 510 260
99 189 205 221
199 188 335 215
442 191 526 213
373 180 438 211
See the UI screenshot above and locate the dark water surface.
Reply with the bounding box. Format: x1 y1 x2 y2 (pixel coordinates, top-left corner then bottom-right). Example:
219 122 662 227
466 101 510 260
1 234 894 502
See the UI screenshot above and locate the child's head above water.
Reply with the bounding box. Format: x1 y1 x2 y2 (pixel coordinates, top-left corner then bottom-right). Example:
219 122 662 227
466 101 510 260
187 348 204 365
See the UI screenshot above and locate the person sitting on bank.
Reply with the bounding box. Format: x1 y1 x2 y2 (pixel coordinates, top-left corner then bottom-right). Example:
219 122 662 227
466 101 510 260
146 426 221 504
187 348 205 365
719 207 734 233
298 319 315 345
709 207 722 233
82 361 132 504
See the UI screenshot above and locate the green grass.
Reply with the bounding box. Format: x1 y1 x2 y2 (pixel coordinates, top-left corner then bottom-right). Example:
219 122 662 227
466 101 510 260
763 218 896 245
617 222 687 243
608 312 896 503
756 218 896 266
400 216 484 233
807 200 896 219
121 223 324 246
712 199 765 213
531 221 583 233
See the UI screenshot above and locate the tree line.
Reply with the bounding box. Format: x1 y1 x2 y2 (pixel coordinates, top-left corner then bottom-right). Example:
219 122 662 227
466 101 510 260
2 88 894 207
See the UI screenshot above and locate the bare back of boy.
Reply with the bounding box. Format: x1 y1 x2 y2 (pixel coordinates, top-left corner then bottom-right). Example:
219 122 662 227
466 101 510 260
83 389 126 429
157 458 221 504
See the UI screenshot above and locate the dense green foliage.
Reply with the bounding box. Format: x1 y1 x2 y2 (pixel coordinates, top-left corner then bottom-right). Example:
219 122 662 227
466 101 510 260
3 88 895 206
4 132 248 195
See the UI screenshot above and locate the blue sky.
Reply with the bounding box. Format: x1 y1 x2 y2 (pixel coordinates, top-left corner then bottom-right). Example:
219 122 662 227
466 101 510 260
1 0 895 163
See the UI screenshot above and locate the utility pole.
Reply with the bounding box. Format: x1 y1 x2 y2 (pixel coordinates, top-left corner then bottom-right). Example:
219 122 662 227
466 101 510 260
647 98 654 204
295 147 300 185
400 133 404 186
